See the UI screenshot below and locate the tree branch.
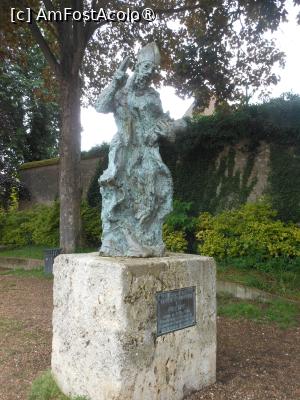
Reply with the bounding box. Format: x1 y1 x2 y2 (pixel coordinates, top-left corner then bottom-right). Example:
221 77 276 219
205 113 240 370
42 0 55 12
73 0 84 48
16 0 61 77
72 0 86 74
84 0 110 44
27 15 61 78
42 0 63 39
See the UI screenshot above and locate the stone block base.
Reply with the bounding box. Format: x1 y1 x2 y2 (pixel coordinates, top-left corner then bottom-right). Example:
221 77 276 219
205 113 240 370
51 253 216 400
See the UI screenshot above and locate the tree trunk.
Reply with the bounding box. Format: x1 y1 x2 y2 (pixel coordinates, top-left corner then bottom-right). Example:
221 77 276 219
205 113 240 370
59 75 81 253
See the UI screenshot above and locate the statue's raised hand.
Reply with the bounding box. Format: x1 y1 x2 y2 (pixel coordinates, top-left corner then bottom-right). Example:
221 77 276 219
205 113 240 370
113 57 129 88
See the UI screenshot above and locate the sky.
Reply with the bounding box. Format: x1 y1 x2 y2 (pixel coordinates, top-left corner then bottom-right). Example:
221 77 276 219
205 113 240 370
81 0 300 151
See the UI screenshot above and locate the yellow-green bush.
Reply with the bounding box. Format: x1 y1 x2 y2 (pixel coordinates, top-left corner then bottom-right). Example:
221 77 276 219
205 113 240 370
0 204 59 247
196 201 300 260
0 208 35 246
30 203 60 246
0 202 101 248
163 226 188 253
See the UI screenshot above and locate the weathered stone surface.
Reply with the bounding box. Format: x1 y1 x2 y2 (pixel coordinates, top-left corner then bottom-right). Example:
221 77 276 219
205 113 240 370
52 253 216 400
19 156 100 209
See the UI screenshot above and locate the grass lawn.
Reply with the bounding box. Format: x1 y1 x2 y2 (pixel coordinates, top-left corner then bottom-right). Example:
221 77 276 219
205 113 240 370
217 260 300 302
0 245 97 260
29 371 88 400
0 267 51 279
0 245 46 259
217 294 300 329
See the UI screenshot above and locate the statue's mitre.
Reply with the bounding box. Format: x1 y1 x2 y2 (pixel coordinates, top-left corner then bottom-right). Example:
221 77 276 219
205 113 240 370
137 43 161 66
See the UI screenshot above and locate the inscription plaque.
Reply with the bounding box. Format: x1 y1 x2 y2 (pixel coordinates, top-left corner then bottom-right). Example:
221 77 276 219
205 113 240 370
156 286 196 336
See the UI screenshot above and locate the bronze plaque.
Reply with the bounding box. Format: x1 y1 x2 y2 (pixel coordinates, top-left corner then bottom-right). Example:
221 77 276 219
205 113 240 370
156 287 196 336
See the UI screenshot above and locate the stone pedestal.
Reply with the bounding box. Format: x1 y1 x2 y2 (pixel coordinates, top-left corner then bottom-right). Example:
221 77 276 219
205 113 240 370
51 253 216 400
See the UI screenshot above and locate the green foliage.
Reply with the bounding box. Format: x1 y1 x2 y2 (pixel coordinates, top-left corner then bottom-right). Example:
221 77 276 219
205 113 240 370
163 200 196 253
86 144 109 208
2 0 290 106
23 101 59 163
219 254 300 273
164 200 195 232
268 143 300 222
13 203 60 247
0 202 100 249
187 95 300 149
163 227 188 253
0 245 45 259
0 268 50 279
196 201 300 260
0 77 24 209
265 300 299 328
160 96 300 220
81 143 109 160
30 203 60 247
28 370 88 400
217 295 299 329
0 207 36 246
0 44 59 209
81 202 101 247
218 258 300 300
219 300 262 320
1 45 60 163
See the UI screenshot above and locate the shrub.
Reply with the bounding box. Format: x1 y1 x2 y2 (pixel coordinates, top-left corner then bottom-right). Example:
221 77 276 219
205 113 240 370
0 204 60 247
0 201 100 248
0 208 35 246
0 208 5 238
163 200 196 253
164 200 195 232
196 200 300 261
30 203 60 247
163 226 188 253
86 144 109 208
81 201 101 247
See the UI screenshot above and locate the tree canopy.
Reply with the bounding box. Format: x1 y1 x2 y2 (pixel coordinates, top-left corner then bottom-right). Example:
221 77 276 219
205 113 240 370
1 1 297 106
0 39 59 208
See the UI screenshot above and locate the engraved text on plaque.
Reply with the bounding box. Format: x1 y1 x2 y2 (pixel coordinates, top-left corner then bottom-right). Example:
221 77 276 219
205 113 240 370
156 287 196 336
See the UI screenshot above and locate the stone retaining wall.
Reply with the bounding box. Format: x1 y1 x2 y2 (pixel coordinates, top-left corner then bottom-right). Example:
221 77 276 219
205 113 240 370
0 257 43 270
19 140 272 210
19 157 99 209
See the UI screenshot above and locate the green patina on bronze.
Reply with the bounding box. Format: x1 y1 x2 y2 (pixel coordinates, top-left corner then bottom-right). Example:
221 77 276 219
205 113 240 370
95 43 186 257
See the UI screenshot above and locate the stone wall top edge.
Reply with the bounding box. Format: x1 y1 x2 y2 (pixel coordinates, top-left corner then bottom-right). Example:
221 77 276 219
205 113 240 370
20 155 100 171
55 252 214 265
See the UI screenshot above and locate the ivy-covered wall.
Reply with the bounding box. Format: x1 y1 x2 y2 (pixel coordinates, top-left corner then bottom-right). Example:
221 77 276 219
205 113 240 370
268 143 300 222
163 142 244 213
19 97 300 222
158 95 300 222
161 140 269 215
